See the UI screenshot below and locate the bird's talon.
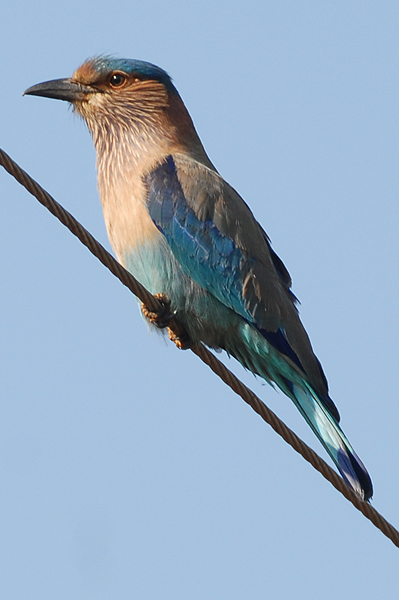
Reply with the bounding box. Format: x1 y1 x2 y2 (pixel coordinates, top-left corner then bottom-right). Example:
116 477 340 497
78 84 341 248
168 326 192 350
141 293 172 329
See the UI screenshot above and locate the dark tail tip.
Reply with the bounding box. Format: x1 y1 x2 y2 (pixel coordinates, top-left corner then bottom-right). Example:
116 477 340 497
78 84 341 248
338 449 373 501
349 453 373 501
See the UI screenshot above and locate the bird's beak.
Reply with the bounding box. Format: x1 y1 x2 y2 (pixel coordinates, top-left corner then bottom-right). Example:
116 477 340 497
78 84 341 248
23 78 99 102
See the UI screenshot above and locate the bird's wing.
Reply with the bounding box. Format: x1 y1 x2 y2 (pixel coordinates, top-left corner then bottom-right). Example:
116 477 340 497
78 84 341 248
144 154 377 499
145 154 329 399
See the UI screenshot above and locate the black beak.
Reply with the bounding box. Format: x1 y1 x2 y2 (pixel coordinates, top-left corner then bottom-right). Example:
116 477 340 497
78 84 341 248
23 78 100 102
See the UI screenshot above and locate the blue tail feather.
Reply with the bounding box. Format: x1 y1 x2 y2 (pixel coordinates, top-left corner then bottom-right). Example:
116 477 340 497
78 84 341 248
230 321 372 499
291 382 373 501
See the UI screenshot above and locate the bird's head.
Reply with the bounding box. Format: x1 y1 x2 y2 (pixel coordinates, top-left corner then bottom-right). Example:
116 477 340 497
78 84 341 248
24 57 207 161
24 56 175 119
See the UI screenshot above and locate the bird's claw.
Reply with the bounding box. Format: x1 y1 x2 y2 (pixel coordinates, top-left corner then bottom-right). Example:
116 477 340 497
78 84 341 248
141 293 172 329
141 293 192 350
167 326 192 350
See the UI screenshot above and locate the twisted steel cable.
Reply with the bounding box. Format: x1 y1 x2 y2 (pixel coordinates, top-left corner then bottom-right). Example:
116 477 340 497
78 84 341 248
1 147 398 547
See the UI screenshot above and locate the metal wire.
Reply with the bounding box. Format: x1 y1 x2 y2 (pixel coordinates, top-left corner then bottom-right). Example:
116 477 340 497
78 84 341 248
1 146 398 547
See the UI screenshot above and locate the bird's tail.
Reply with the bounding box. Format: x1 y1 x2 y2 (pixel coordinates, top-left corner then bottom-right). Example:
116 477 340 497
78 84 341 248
226 324 373 500
289 381 373 501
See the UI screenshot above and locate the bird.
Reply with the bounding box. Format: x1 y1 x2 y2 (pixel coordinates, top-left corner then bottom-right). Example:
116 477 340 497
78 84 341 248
24 56 373 501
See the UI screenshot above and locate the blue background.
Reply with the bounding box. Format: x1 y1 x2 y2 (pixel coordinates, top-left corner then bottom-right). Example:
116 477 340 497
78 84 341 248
1 1 398 597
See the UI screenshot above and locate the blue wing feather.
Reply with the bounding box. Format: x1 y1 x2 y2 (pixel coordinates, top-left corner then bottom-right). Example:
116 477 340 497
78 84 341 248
146 156 248 319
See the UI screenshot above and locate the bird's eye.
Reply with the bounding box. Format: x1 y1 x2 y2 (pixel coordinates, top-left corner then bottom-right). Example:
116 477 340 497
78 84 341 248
109 72 128 88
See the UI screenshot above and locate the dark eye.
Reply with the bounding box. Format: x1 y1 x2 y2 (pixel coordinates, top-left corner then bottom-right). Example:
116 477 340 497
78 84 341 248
109 72 128 88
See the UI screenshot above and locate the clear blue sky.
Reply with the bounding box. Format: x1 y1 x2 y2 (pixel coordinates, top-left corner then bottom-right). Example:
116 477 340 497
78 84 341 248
1 1 398 598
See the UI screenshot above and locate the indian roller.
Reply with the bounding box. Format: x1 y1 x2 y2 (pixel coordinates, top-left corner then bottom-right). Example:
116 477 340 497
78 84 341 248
25 56 373 500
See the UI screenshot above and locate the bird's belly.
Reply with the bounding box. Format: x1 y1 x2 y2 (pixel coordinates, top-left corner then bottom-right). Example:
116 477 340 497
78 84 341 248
121 232 288 387
122 235 242 347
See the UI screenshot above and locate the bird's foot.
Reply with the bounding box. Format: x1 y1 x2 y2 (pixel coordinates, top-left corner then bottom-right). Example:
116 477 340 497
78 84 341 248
141 293 192 350
167 326 192 350
141 293 172 329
